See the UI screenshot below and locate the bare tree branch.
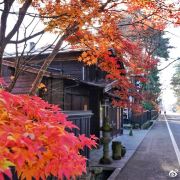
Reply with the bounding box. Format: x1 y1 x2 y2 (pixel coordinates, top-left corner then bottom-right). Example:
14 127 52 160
0 1 4 5
5 0 32 44
29 22 79 95
9 30 45 44
158 58 180 71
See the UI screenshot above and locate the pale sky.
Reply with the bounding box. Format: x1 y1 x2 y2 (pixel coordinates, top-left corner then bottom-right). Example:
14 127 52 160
159 26 180 111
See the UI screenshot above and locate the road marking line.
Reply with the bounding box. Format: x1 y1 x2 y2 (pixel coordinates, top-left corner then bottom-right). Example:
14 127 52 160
164 115 180 167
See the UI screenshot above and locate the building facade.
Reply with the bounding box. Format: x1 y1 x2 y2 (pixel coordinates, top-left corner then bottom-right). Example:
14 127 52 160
2 49 123 138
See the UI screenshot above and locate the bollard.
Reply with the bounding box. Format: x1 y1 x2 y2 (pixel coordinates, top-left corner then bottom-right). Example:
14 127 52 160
112 141 122 160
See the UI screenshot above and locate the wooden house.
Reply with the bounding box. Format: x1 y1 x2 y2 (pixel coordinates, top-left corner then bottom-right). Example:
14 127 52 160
2 49 123 138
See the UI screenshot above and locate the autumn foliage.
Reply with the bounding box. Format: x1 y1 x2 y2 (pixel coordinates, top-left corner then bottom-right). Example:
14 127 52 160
0 89 97 180
28 0 179 108
0 1 179 99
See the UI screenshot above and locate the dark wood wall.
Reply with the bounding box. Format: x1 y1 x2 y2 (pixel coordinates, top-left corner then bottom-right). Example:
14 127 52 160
63 84 90 111
2 66 36 94
41 77 64 107
84 65 106 82
2 51 122 138
51 61 83 80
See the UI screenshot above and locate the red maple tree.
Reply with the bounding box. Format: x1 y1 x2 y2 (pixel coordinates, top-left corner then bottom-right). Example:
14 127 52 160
0 88 97 179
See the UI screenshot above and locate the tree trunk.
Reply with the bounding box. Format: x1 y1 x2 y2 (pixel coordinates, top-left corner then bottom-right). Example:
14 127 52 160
0 48 4 75
0 0 31 75
29 22 79 96
29 34 67 95
6 76 18 92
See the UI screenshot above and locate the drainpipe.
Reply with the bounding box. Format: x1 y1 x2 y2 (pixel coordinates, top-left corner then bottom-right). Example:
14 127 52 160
82 66 85 80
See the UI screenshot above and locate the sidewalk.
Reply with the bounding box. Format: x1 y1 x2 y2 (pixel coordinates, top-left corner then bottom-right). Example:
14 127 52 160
114 116 180 180
89 124 155 179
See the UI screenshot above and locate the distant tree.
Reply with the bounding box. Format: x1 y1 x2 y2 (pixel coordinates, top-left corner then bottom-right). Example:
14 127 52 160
142 67 161 110
152 31 173 59
171 62 180 106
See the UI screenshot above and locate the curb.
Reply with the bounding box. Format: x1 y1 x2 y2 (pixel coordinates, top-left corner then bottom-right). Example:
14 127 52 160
107 117 158 180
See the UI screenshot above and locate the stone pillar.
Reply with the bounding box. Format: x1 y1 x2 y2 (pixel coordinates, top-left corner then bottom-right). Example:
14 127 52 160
99 131 112 164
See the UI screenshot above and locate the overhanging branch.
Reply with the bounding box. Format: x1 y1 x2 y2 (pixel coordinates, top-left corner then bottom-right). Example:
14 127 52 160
9 30 44 44
158 57 180 71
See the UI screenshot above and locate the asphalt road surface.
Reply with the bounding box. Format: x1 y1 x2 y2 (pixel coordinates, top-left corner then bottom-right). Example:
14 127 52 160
116 114 180 180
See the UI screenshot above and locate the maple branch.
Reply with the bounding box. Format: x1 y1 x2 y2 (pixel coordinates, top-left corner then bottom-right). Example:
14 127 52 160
0 8 69 19
154 13 180 25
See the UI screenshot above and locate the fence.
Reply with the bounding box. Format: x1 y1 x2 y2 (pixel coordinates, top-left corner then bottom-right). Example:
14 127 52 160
63 110 93 159
131 110 159 127
151 110 159 120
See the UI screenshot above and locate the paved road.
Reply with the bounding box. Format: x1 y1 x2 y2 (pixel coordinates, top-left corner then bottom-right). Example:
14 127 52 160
116 114 180 180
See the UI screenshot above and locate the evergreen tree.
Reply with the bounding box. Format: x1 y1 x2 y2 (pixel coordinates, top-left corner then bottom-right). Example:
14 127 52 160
142 30 172 110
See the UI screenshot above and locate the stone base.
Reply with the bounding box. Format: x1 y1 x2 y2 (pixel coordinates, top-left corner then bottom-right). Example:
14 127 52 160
112 155 121 160
79 172 92 180
99 157 112 164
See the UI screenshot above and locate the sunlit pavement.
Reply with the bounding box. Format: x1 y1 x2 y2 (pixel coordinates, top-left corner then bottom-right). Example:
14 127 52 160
89 129 149 169
115 114 180 180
